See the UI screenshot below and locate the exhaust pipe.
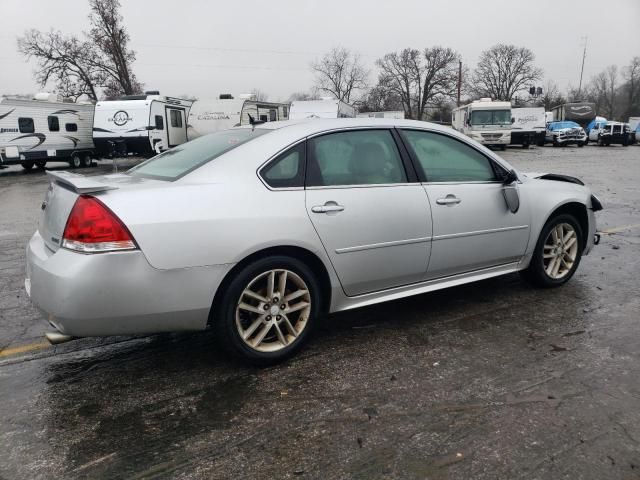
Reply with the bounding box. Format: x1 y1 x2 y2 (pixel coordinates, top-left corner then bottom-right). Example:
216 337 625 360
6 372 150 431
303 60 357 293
45 331 74 345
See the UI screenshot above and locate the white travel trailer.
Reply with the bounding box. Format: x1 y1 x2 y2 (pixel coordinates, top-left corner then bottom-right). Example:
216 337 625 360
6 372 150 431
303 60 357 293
510 107 546 147
357 111 405 119
187 95 289 139
452 98 512 149
0 94 95 170
288 99 356 120
93 92 193 156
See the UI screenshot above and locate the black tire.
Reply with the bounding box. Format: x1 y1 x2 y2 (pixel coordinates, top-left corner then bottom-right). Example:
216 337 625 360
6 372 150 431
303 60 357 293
20 161 34 171
553 137 560 147
500 145 507 151
69 154 81 169
521 213 584 288
213 255 322 365
522 143 530 149
35 160 47 168
584 138 589 145
578 142 584 148
81 154 92 168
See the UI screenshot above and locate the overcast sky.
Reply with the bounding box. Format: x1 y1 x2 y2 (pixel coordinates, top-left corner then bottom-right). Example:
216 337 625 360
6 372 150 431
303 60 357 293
1 0 639 101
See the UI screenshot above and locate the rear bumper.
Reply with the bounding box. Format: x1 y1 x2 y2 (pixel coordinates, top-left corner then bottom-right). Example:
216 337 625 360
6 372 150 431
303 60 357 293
25 231 231 337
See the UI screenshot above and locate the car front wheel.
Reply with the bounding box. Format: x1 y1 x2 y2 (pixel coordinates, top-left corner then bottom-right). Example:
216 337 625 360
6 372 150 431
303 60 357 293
214 256 321 364
522 214 584 288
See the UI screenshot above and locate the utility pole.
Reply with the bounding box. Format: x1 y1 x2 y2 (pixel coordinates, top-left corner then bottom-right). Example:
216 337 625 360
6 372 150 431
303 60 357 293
577 36 588 100
457 60 462 106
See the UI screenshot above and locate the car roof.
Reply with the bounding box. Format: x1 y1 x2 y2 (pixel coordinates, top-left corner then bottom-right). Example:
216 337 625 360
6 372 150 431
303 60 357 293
237 117 455 137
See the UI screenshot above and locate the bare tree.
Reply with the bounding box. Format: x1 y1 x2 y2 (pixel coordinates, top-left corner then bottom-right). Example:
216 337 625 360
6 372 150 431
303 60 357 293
471 44 543 101
589 66 618 118
311 47 369 103
622 57 640 117
250 89 269 101
375 46 460 120
87 0 142 98
536 80 566 111
17 0 141 100
17 30 104 101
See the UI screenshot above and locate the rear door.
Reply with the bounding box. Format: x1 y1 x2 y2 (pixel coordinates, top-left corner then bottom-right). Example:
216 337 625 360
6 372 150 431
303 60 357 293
305 128 432 296
166 107 187 147
399 129 530 279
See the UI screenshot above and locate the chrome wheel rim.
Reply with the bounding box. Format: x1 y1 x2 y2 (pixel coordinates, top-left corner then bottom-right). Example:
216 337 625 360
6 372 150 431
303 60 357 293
543 223 578 279
235 269 311 353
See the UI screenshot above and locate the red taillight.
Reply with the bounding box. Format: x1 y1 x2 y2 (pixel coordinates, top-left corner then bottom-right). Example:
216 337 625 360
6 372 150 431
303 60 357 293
62 195 137 253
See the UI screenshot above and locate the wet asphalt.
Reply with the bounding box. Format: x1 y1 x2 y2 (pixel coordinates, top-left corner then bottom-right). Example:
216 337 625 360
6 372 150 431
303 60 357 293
0 145 639 480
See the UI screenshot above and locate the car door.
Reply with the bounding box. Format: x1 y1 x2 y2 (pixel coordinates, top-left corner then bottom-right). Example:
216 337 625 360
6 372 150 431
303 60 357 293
399 129 531 279
305 128 432 296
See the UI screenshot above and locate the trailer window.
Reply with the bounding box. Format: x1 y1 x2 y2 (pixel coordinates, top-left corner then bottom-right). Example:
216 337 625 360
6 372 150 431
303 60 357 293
18 118 35 133
155 115 164 130
65 123 78 132
48 116 60 132
169 110 183 128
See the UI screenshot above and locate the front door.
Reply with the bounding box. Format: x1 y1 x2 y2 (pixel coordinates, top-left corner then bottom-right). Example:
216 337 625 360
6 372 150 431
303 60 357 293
399 129 531 279
166 107 187 147
305 129 432 296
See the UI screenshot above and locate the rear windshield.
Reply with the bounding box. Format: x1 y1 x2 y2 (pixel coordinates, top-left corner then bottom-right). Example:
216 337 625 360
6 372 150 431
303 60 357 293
128 129 269 180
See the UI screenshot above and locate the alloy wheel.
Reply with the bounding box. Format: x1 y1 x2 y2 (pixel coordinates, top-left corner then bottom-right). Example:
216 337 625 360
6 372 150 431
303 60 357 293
235 269 311 353
542 223 579 280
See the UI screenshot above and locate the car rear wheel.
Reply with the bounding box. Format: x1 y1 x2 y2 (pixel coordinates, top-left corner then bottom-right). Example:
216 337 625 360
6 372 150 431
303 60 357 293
521 214 584 288
214 256 321 365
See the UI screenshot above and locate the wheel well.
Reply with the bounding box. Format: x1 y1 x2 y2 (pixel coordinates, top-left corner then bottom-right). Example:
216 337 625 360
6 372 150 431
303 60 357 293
208 246 332 327
547 202 589 249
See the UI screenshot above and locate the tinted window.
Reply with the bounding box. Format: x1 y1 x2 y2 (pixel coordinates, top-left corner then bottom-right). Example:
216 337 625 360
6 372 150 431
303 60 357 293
155 115 164 130
18 117 34 133
65 123 78 132
169 110 183 128
128 128 269 181
307 129 406 186
260 142 305 188
48 116 60 132
401 130 497 182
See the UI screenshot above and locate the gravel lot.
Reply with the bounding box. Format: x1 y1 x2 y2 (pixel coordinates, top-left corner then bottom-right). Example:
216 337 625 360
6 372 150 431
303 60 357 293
1 145 639 479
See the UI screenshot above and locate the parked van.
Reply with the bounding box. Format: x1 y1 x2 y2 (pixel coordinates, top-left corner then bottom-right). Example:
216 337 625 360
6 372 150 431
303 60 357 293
187 94 289 139
93 92 193 156
289 99 355 120
0 94 95 170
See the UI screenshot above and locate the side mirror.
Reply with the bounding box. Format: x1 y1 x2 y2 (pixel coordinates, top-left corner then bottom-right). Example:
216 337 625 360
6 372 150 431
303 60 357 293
503 169 518 185
146 126 155 131
511 117 515 124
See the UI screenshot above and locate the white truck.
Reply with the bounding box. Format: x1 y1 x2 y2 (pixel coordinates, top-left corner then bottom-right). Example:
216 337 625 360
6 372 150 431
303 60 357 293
510 107 546 148
451 99 512 150
187 95 289 139
0 93 96 170
289 99 355 120
92 92 193 157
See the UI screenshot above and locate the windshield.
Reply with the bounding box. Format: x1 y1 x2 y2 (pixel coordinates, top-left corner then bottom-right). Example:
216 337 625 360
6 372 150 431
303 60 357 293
128 129 269 180
550 121 580 130
470 109 511 126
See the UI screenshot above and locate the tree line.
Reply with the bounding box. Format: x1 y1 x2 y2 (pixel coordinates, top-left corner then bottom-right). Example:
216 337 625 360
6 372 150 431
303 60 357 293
15 1 640 121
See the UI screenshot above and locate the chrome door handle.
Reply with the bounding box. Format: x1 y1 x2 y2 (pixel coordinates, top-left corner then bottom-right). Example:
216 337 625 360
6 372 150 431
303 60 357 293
436 195 461 206
311 203 345 213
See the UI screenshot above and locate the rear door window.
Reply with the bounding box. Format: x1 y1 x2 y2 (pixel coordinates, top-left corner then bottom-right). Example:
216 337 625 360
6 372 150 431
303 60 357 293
260 142 305 188
306 129 407 186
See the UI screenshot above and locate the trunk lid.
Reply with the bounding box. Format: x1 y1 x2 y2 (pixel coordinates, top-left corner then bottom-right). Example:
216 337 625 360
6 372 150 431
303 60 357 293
39 171 162 252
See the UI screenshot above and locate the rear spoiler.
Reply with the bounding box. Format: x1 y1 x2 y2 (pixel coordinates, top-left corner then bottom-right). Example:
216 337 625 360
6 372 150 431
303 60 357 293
46 171 118 194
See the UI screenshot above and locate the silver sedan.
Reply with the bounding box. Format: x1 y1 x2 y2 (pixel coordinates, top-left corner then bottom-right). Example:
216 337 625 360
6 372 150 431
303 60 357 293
25 119 602 364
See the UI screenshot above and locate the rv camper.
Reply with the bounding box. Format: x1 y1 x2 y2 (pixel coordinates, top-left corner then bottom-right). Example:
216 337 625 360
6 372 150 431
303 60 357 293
0 94 95 170
510 107 546 147
551 102 596 129
289 99 356 120
93 92 193 156
452 99 512 149
187 95 289 139
357 111 405 119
